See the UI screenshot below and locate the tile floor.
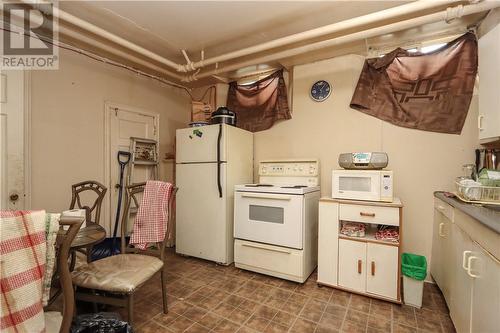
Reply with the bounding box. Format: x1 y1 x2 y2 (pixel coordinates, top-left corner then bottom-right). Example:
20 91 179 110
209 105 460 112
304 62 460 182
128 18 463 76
83 249 455 333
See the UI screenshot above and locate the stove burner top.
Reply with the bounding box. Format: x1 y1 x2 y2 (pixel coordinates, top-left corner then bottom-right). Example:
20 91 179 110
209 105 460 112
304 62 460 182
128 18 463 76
281 185 308 189
245 184 274 187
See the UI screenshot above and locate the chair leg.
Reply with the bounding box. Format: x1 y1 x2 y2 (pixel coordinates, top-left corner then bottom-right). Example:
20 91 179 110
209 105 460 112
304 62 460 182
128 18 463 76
127 294 134 326
160 270 168 314
86 246 93 263
69 250 77 271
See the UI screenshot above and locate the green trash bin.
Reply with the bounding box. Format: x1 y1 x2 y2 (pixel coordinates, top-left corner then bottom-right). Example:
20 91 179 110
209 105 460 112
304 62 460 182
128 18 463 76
401 253 427 308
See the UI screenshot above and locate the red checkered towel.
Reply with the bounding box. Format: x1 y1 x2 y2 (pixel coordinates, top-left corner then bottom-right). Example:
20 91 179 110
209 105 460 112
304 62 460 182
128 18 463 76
1 210 47 333
130 181 173 250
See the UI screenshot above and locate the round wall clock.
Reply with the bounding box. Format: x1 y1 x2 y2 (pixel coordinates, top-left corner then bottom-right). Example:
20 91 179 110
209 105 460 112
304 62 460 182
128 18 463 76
310 80 331 102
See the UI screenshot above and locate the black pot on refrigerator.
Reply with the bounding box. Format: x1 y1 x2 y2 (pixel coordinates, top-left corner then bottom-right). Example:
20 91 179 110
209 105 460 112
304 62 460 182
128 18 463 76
210 106 237 126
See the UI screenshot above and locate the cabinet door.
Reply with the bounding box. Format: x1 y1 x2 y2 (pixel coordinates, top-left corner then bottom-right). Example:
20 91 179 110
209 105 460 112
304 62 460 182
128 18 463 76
318 201 339 286
450 224 474 333
431 204 453 304
338 239 366 293
479 23 500 141
366 243 399 300
470 242 500 333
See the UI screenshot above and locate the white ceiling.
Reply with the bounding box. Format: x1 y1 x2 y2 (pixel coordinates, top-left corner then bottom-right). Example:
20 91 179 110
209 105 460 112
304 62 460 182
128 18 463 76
59 1 409 63
53 1 486 86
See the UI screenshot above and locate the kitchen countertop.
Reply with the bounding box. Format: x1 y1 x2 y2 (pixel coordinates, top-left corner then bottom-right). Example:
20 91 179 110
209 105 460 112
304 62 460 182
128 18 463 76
434 191 500 234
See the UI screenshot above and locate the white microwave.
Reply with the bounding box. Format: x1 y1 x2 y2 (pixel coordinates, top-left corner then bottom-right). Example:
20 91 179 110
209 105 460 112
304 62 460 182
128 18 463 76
332 169 393 202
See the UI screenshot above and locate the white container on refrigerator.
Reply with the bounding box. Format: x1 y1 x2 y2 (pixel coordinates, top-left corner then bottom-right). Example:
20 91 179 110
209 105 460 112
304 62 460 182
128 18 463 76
176 124 253 265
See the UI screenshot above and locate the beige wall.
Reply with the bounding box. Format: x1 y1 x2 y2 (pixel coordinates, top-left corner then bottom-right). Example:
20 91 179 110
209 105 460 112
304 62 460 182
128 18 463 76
30 49 191 213
254 55 479 275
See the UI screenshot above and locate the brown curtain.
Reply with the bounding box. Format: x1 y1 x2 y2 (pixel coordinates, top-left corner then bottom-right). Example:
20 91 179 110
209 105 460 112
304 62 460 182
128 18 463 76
350 33 478 134
227 69 291 132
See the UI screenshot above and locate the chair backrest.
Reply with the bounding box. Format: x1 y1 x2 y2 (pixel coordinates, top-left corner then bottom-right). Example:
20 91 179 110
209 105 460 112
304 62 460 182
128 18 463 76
69 181 107 225
120 182 178 261
54 216 84 333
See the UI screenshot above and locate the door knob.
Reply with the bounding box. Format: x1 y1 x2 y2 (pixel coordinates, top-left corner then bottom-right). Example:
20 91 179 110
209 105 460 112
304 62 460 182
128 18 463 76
9 193 19 202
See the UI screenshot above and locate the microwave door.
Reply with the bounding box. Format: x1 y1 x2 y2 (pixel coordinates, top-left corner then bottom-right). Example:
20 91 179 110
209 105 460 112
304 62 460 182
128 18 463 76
336 174 380 201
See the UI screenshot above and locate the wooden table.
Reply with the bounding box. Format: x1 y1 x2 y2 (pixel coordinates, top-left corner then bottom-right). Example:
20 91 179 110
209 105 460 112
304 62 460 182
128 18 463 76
71 223 106 249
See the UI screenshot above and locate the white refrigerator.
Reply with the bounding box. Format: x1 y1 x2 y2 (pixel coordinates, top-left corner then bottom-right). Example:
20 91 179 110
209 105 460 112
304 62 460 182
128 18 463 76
175 124 253 264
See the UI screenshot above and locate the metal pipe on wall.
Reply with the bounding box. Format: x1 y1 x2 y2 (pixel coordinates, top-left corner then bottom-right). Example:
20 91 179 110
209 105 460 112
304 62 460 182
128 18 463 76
183 0 461 72
189 1 500 81
19 0 184 72
2 6 185 81
21 0 460 74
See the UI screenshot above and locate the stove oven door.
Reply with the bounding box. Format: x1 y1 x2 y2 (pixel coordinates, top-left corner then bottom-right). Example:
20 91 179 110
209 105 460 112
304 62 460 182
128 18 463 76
234 191 303 249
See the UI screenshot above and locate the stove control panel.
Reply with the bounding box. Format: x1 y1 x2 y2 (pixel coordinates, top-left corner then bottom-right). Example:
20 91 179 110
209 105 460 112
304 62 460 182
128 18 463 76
259 160 319 177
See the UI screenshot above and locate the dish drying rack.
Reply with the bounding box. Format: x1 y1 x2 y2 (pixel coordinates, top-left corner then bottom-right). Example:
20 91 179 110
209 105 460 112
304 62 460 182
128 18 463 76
455 180 500 205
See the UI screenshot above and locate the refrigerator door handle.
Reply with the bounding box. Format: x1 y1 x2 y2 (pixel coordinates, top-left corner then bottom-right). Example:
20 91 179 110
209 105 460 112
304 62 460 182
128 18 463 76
217 124 223 198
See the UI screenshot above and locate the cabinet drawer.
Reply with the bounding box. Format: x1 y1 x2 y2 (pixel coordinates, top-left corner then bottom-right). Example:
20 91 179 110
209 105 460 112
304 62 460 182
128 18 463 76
234 239 303 279
339 204 399 226
338 239 366 293
366 243 399 300
434 198 454 221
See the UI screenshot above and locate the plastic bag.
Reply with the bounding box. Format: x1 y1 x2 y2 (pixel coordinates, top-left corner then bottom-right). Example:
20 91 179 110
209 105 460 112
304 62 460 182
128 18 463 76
401 253 427 281
71 312 133 333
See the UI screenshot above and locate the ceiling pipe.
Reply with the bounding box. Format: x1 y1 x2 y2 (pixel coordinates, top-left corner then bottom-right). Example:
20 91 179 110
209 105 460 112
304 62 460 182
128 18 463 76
2 5 185 81
19 0 184 72
181 0 462 72
188 1 499 81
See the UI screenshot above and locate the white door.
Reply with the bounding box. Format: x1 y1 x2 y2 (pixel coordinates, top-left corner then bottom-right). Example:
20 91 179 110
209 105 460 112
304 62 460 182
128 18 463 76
176 124 226 163
175 162 229 263
366 243 399 300
450 224 474 333
234 191 304 249
105 104 158 235
338 239 366 293
470 242 500 333
0 71 27 210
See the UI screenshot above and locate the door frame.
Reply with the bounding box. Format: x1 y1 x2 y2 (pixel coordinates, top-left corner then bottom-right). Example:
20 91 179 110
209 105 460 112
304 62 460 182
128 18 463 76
103 101 160 233
0 70 31 209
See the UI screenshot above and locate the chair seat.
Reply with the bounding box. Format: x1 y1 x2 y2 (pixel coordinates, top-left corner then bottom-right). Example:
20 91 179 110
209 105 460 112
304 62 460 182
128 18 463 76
72 254 163 293
44 311 62 333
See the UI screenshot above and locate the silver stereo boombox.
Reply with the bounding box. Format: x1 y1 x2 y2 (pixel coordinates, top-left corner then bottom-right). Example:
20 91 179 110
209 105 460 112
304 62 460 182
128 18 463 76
338 152 388 170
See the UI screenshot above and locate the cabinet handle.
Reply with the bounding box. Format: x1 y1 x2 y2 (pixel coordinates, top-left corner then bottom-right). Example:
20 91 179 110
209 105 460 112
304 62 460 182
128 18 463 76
360 212 376 217
438 223 445 237
358 260 362 274
478 115 484 131
462 250 472 270
467 256 479 278
371 261 375 276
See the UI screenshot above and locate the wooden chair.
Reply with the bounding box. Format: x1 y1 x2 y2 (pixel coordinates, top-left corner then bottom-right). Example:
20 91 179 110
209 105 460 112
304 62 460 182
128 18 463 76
71 182 177 326
69 181 107 264
44 216 84 333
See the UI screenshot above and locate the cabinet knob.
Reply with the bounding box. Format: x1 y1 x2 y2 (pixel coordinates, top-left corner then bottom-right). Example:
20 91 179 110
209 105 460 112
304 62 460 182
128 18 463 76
371 261 375 276
358 260 362 274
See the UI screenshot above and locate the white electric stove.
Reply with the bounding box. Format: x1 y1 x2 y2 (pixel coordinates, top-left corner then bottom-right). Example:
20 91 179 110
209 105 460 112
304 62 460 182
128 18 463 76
234 159 320 283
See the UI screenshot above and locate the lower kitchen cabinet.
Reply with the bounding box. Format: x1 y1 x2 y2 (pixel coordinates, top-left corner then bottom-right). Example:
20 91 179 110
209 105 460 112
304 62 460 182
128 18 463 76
318 197 403 303
430 199 454 304
338 239 366 293
366 242 399 299
431 197 500 333
470 241 500 333
449 224 474 333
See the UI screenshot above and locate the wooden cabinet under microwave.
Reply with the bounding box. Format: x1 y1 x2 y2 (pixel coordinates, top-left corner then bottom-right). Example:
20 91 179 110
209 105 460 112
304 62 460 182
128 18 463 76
318 197 403 303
